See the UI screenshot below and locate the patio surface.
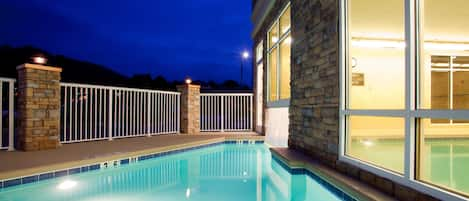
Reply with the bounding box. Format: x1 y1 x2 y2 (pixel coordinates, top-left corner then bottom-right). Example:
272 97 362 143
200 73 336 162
0 132 263 180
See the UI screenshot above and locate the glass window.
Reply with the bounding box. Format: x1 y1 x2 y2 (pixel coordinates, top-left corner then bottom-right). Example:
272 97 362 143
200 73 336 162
267 4 291 103
348 0 405 109
256 42 263 64
346 116 405 173
342 0 469 198
280 34 291 100
419 118 469 195
269 23 279 49
280 6 291 35
269 48 278 101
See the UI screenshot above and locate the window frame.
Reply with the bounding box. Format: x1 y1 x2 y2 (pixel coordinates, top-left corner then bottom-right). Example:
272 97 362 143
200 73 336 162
428 54 469 125
338 0 469 201
266 3 291 107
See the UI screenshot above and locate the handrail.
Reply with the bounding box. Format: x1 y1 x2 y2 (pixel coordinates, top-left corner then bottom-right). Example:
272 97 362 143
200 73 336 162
60 82 180 95
60 83 180 143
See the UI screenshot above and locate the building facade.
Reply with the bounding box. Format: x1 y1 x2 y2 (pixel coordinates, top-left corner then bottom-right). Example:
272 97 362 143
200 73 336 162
252 0 469 201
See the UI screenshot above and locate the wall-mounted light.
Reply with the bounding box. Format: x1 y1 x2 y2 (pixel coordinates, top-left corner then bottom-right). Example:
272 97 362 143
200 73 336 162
185 77 192 84
351 57 358 68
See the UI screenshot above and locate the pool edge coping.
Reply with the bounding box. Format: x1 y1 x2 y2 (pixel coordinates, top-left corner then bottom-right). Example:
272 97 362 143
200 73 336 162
0 138 264 189
270 148 397 201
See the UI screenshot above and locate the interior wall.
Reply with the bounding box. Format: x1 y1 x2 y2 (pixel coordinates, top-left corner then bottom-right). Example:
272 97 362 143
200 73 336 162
349 47 469 138
349 0 469 139
265 107 289 147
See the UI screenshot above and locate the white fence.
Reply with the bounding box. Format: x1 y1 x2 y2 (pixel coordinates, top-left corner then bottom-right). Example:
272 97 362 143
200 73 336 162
60 83 180 143
0 78 15 150
200 93 253 132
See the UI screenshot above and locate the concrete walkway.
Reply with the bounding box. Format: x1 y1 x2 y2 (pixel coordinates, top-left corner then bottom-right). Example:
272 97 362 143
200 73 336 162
0 133 263 180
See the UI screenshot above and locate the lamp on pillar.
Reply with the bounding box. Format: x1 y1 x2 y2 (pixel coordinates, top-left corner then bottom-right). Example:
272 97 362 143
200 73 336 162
31 54 47 65
177 76 200 135
185 76 192 85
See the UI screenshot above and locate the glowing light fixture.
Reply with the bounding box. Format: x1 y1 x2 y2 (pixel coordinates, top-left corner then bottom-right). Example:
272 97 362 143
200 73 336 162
57 180 77 190
185 77 192 85
284 36 292 45
351 38 469 51
351 39 405 49
186 188 191 198
425 42 469 51
361 140 374 147
272 36 279 43
242 51 249 59
32 56 47 65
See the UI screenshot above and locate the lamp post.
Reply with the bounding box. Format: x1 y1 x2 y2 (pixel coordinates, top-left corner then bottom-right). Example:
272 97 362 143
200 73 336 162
240 51 249 86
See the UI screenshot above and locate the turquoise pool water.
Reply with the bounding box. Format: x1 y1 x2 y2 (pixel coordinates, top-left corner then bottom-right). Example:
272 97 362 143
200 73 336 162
350 138 469 195
0 143 354 201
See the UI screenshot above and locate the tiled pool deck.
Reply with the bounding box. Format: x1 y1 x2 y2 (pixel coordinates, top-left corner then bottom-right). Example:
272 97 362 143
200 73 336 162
0 133 263 181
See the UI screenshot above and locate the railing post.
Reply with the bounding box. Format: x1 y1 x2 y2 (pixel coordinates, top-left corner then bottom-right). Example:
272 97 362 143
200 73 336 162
177 94 180 133
108 89 113 141
249 95 253 131
176 84 200 134
16 63 62 151
147 93 151 137
221 96 224 132
8 81 14 151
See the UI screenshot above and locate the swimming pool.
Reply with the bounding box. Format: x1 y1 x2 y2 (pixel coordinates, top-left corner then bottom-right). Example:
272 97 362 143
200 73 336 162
349 138 469 195
0 143 356 201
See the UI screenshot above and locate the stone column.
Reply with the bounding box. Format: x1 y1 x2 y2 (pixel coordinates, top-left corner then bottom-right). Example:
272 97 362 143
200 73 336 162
16 63 62 151
177 84 200 134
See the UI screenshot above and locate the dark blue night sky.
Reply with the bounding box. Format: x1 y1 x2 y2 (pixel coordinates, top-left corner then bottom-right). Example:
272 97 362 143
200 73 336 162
0 0 253 84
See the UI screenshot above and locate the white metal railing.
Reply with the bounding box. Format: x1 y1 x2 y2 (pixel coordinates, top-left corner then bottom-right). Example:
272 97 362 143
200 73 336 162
60 83 180 143
200 93 253 132
0 78 15 151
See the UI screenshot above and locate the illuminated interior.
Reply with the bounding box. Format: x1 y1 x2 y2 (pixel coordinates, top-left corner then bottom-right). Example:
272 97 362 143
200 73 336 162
267 5 291 102
345 0 469 196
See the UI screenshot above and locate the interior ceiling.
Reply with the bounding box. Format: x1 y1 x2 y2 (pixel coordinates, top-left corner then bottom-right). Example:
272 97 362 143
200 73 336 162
350 0 469 42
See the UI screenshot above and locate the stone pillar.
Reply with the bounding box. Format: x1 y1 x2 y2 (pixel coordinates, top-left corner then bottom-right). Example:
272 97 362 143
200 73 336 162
177 84 200 134
16 63 62 151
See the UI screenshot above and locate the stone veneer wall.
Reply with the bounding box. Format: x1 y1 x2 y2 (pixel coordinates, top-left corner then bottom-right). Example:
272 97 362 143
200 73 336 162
253 0 439 200
16 64 62 151
177 84 200 134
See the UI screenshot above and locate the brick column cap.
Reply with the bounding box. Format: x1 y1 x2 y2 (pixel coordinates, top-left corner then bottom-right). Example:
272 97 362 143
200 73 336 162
17 63 62 72
176 84 201 89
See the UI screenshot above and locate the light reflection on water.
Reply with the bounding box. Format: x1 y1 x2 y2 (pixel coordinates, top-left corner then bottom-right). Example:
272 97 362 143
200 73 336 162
0 144 346 201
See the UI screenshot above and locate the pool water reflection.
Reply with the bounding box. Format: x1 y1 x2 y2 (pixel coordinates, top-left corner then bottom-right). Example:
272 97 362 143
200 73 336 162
0 144 352 201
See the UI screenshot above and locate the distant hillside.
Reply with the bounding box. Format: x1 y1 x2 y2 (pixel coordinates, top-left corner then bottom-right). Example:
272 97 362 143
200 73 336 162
0 45 129 86
0 45 251 91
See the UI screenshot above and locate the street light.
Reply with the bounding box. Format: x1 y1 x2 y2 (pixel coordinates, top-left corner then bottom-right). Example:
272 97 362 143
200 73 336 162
240 51 250 86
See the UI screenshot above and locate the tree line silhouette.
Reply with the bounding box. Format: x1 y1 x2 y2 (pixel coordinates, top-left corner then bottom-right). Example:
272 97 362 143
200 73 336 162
0 45 251 91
